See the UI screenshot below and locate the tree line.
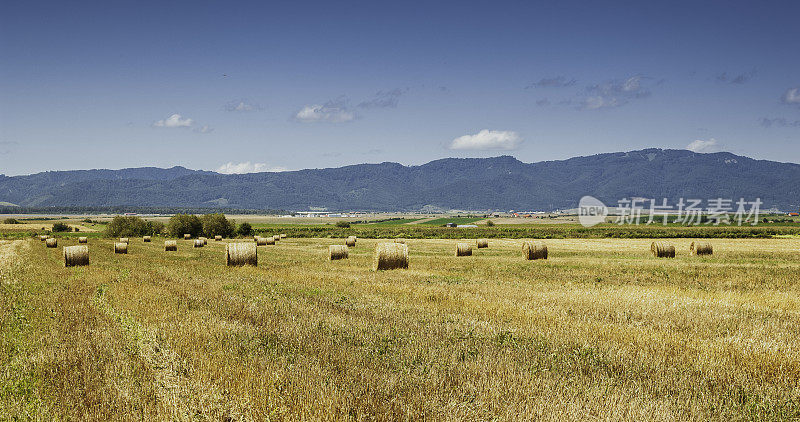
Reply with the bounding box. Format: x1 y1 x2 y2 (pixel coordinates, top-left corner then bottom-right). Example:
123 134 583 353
105 214 253 238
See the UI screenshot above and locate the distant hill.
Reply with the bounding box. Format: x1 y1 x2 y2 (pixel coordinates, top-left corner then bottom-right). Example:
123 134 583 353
1 149 799 211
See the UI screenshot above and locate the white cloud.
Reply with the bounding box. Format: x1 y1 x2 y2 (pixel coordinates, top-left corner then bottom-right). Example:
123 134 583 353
215 162 286 174
448 130 522 150
153 113 193 128
686 138 722 153
294 98 354 123
358 89 406 108
224 100 262 112
581 75 652 110
782 87 800 104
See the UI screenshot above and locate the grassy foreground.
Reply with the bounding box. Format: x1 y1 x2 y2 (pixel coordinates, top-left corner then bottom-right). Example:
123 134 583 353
2 236 800 420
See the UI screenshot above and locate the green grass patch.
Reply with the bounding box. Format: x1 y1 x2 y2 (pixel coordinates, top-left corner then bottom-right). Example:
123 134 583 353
420 217 484 226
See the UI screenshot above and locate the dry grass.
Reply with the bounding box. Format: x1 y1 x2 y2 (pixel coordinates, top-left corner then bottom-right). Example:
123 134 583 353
2 237 800 420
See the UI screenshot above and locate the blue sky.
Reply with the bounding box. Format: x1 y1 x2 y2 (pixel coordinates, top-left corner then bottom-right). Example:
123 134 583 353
1 0 799 175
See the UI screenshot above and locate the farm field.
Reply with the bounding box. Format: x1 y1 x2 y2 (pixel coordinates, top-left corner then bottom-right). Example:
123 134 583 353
2 235 800 420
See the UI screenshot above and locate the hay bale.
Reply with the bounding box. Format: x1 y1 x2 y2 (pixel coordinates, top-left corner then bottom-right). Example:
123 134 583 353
214 235 222 241
345 236 356 247
280 234 287 239
184 234 191 240
651 241 675 258
256 237 268 246
164 240 177 251
456 243 472 256
226 242 257 266
394 238 406 244
374 242 409 270
199 237 208 245
690 241 713 256
78 237 88 244
63 245 89 267
329 245 349 260
193 239 204 248
114 242 128 254
39 235 48 241
273 235 280 242
143 236 151 242
46 238 57 248
522 241 548 260
119 237 129 243
476 239 489 248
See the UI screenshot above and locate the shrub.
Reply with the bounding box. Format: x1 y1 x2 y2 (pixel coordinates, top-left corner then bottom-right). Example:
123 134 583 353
52 222 72 232
335 221 351 228
236 222 253 237
166 214 203 238
201 213 236 237
3 218 19 224
106 216 164 237
485 220 495 227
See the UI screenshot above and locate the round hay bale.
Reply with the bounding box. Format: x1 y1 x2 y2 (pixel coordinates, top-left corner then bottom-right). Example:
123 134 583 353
256 237 268 246
280 234 287 239
690 241 713 256
199 237 208 245
345 236 356 247
184 234 191 240
214 235 222 241
164 240 177 251
78 237 88 244
522 241 548 260
374 242 409 270
329 244 349 260
226 242 257 266
45 238 57 248
119 237 129 243
114 242 128 254
651 241 675 258
476 238 489 248
39 235 48 241
456 243 472 256
193 239 204 248
143 236 152 242
63 245 89 267
394 238 406 244
273 235 280 242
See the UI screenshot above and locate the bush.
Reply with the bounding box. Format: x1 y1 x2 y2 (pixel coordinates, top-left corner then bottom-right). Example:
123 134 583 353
335 221 351 228
166 214 203 238
236 222 253 237
3 218 19 224
485 220 495 227
52 222 72 232
201 213 236 237
106 216 164 237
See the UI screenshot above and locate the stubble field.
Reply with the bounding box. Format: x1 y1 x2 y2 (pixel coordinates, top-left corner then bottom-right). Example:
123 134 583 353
2 236 800 420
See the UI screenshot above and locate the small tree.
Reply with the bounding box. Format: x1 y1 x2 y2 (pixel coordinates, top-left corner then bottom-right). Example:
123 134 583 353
485 220 495 227
106 216 164 237
335 221 351 228
52 222 71 232
3 218 19 224
166 214 203 238
236 222 253 237
201 213 236 237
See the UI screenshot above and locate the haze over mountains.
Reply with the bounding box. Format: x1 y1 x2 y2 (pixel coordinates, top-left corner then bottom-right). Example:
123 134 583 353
1 149 798 212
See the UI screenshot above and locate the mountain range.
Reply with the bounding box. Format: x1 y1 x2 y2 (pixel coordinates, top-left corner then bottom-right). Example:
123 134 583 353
1 149 799 212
